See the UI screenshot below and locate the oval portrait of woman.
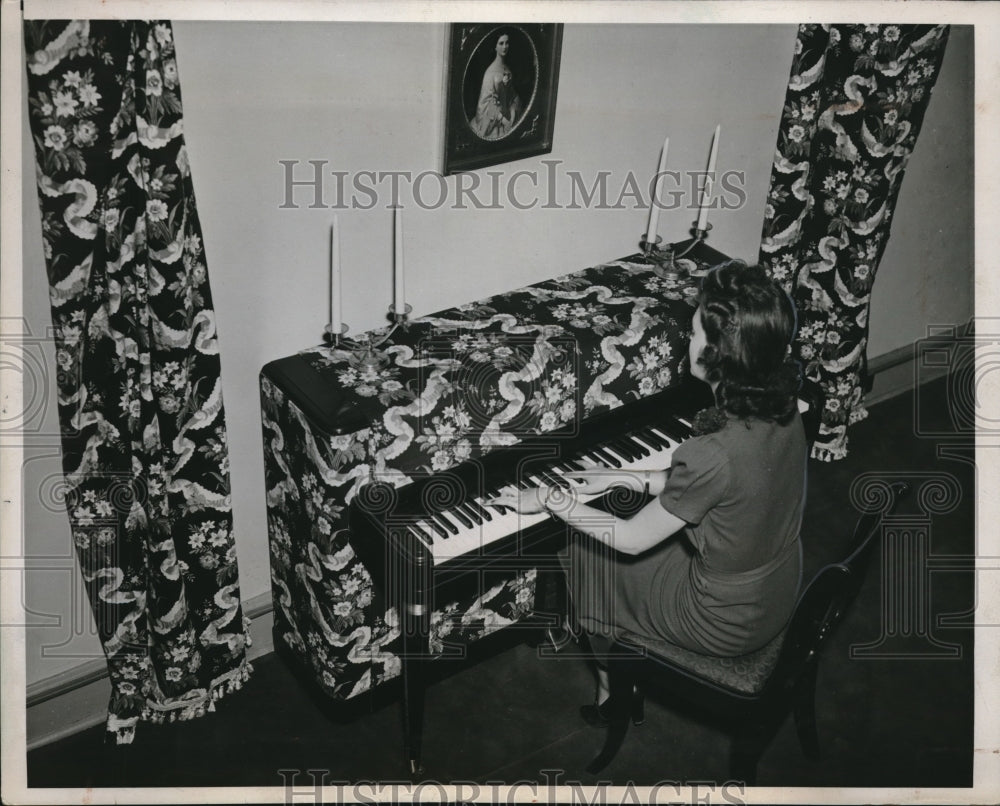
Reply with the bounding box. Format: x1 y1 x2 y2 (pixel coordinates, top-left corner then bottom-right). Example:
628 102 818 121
462 26 539 142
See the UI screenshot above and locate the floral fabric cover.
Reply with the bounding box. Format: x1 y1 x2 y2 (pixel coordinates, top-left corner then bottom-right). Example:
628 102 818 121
261 253 710 700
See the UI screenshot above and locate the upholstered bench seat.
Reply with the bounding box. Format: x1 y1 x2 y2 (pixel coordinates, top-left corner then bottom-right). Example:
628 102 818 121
617 629 787 696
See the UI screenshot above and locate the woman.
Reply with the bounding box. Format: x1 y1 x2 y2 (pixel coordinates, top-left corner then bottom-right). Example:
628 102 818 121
490 261 807 722
469 32 523 141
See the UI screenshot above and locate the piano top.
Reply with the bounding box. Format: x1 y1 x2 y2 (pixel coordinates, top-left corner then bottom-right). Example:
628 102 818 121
261 242 728 488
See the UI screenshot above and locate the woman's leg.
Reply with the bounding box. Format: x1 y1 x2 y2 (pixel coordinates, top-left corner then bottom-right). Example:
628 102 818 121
561 536 624 706
585 632 613 704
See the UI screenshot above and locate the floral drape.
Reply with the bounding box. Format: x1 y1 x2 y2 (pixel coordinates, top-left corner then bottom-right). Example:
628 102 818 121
23 20 251 743
759 24 950 461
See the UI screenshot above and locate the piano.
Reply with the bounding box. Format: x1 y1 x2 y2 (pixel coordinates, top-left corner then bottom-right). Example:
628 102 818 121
346 388 704 772
348 384 700 579
261 242 731 772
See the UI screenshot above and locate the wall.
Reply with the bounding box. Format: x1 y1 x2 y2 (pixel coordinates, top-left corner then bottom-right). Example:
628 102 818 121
20 22 973 691
868 24 974 354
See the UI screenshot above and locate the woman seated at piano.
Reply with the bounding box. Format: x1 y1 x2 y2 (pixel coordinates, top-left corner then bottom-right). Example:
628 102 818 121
490 260 806 724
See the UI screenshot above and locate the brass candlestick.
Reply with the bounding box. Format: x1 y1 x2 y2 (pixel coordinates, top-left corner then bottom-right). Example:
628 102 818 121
640 222 713 280
349 303 413 372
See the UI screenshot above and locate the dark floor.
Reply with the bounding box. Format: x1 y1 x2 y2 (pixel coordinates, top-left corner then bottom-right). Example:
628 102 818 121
27 375 975 791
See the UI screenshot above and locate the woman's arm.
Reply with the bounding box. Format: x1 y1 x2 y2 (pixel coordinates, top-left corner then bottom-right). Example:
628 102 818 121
554 493 685 555
489 484 685 556
564 468 669 497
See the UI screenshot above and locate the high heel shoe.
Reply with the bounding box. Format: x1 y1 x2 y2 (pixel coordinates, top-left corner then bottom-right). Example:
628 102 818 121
580 687 644 728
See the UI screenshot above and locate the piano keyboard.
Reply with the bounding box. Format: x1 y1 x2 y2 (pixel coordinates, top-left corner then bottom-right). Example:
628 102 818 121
405 420 689 565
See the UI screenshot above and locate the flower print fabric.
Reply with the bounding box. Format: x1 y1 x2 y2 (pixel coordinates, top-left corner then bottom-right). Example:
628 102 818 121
23 20 251 744
759 24 950 461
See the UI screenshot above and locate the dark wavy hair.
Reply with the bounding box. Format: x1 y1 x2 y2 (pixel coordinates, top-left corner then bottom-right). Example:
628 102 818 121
691 260 801 434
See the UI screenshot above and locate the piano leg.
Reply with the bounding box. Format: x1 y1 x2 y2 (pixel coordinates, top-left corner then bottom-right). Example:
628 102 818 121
400 604 427 777
392 526 432 776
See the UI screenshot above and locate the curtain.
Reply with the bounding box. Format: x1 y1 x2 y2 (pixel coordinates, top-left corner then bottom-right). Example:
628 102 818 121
759 24 950 461
23 20 251 743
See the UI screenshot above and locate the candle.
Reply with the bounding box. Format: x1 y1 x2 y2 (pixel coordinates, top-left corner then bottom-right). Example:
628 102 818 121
696 125 721 231
646 135 669 241
393 206 404 313
331 216 342 333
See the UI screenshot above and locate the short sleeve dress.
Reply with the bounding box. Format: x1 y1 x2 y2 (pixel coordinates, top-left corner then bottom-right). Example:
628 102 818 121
562 413 807 657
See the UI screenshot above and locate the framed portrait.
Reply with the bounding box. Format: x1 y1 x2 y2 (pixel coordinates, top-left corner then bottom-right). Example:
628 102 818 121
443 23 563 175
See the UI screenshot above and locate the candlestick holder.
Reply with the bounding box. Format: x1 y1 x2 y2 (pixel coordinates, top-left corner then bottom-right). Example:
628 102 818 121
323 322 349 347
640 233 663 258
347 303 414 373
690 220 713 244
639 222 712 280
388 302 413 326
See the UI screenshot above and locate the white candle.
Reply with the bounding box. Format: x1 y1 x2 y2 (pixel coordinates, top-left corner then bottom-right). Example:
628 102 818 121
331 216 342 333
697 125 721 231
393 206 404 313
646 136 669 241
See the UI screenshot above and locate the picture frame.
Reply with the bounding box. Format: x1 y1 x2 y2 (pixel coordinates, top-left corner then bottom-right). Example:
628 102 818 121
443 23 563 175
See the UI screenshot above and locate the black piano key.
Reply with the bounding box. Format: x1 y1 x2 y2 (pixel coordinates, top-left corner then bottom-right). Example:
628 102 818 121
483 490 514 514
557 471 581 489
552 465 576 490
653 422 686 444
630 433 659 453
526 475 551 494
467 498 493 522
609 439 638 460
639 427 665 447
625 436 651 457
480 491 509 514
607 446 632 465
563 461 591 476
592 448 622 468
448 506 474 529
408 524 433 546
457 501 483 524
425 518 450 540
442 510 468 533
637 428 669 449
431 513 459 536
554 471 577 489
655 419 688 442
599 442 628 462
558 472 586 489
539 470 567 489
